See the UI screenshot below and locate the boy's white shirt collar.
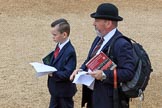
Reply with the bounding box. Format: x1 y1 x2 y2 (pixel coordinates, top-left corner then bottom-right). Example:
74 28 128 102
58 38 70 50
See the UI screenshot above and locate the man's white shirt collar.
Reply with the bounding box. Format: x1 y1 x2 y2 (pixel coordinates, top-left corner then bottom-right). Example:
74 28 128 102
96 28 117 55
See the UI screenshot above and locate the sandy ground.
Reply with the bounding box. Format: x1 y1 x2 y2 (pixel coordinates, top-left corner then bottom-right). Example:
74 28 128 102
0 0 162 108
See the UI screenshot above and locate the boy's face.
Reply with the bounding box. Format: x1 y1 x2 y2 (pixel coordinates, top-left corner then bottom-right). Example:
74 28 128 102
51 25 67 43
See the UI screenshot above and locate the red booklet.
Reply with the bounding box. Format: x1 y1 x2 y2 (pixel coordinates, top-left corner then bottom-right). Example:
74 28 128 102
86 52 116 71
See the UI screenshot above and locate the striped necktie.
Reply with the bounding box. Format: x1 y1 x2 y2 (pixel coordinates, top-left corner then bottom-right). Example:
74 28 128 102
91 37 104 57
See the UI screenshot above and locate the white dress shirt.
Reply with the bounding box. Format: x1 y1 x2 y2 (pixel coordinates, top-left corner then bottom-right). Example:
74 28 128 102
57 38 70 51
96 28 117 55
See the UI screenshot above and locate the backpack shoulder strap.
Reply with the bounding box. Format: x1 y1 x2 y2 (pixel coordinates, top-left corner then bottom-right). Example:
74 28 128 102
107 35 132 61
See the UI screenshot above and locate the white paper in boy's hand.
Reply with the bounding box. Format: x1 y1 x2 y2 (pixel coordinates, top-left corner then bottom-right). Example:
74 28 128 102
30 62 57 77
72 71 95 89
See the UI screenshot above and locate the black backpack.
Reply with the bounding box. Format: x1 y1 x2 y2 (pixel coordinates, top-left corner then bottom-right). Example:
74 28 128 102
108 35 153 98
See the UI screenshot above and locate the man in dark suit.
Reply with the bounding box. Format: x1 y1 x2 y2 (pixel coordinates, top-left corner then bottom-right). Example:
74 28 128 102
43 18 77 108
70 3 136 108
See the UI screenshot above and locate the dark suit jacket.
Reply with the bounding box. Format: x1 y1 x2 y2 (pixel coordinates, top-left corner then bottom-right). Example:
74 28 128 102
43 41 77 97
80 30 136 108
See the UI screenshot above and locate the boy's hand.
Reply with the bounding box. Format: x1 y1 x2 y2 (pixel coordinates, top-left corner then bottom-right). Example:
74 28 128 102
48 73 53 77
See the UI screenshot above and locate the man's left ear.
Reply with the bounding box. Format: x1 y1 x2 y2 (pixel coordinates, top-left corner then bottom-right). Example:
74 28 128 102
105 20 112 28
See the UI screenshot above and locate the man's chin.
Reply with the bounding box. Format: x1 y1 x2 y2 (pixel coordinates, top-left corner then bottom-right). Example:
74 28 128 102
95 30 102 37
53 40 58 43
96 34 103 37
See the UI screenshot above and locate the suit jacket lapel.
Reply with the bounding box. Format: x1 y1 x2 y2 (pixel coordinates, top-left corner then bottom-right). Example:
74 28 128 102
101 30 122 52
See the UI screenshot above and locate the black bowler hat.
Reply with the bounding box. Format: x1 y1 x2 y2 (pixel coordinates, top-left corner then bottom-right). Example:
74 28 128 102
90 3 123 21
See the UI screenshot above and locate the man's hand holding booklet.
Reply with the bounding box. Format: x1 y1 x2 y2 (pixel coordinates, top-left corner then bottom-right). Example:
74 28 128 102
72 52 116 89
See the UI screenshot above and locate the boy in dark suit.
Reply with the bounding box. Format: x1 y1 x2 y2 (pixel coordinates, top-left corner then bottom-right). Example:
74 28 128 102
43 18 77 108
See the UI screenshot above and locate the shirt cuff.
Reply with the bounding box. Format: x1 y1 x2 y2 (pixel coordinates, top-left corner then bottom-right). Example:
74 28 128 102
101 72 107 81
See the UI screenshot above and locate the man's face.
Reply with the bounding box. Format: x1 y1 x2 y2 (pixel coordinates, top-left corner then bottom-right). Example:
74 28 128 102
93 19 108 37
51 25 66 43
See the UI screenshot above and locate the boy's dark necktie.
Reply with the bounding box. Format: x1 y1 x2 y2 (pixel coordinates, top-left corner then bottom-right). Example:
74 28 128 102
91 37 104 57
54 46 60 58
